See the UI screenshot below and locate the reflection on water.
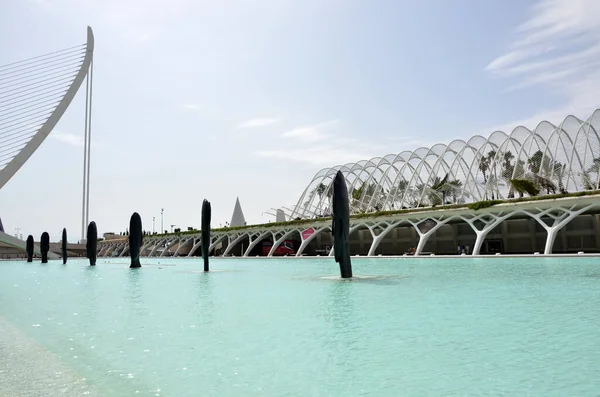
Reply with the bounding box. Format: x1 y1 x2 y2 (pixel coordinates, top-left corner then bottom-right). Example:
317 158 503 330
0 257 600 396
195 272 215 323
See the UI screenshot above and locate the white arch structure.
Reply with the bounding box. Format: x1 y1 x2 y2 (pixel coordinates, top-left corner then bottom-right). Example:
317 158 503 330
99 189 600 259
99 109 600 259
289 110 600 219
0 27 94 253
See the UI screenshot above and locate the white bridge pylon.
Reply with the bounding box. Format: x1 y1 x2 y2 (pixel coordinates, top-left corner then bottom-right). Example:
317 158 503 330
0 27 95 245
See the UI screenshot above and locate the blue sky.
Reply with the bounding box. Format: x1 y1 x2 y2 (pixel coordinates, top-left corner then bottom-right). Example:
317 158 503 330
1 0 599 242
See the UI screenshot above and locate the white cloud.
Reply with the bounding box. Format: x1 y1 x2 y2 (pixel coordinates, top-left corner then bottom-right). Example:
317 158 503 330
51 132 99 148
255 130 431 166
183 104 202 110
256 145 374 166
484 0 600 130
280 119 339 142
237 118 281 128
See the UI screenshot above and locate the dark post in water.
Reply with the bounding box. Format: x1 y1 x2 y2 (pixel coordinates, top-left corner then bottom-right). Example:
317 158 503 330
129 212 143 268
332 171 352 278
40 232 50 263
201 199 211 272
62 228 68 264
86 221 97 266
26 235 34 262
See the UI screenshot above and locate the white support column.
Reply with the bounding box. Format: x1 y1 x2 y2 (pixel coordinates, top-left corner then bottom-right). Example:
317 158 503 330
524 204 593 255
328 223 365 257
461 211 513 255
296 226 330 256
223 233 248 256
140 241 153 257
409 217 453 256
268 229 298 257
243 231 273 257
207 234 228 256
118 242 128 257
173 237 192 257
148 239 163 257
188 237 202 257
367 220 403 256
160 238 180 257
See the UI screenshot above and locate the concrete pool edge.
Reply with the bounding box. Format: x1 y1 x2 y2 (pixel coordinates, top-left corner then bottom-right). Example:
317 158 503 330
157 253 600 259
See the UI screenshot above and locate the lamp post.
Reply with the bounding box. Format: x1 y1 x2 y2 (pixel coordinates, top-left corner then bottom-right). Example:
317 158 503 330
161 208 164 233
153 217 155 234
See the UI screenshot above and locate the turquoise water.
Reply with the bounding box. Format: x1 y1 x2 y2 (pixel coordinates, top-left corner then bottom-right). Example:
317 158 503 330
1 257 600 396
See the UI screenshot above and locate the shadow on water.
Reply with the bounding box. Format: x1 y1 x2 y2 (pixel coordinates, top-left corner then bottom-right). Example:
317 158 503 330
327 281 355 328
125 268 148 318
317 280 367 374
83 266 99 318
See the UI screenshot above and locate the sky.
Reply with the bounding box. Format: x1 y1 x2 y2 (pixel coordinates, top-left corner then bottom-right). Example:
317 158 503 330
1 0 600 242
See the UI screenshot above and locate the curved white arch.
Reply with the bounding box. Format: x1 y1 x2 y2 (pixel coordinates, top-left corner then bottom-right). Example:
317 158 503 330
0 27 94 189
288 109 600 219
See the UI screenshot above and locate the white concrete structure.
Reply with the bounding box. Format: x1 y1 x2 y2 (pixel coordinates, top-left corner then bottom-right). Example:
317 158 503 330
98 110 600 258
98 193 600 258
0 231 59 260
289 109 600 220
0 27 94 254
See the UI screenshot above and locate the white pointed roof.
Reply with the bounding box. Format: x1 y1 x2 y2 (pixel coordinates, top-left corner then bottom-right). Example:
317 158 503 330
230 197 246 227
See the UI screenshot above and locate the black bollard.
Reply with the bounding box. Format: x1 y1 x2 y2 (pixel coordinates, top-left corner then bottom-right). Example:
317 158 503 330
332 171 352 278
40 232 50 264
129 212 143 268
26 235 34 262
61 228 67 264
86 221 97 266
201 199 211 272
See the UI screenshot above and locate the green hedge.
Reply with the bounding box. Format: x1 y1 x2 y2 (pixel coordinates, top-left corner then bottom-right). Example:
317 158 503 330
145 189 600 238
467 200 503 211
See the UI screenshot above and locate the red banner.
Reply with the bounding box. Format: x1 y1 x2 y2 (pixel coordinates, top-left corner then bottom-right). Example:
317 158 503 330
301 227 315 240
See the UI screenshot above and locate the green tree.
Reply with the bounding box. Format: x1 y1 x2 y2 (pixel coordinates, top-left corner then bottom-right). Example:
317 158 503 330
478 153 490 183
315 183 327 199
501 151 516 198
583 157 600 190
388 179 409 208
527 150 544 174
510 178 540 197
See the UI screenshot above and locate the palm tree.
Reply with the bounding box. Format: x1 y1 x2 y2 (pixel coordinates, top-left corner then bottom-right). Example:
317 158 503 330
389 179 409 208
501 151 516 198
315 183 327 199
428 174 448 206
584 157 600 190
427 174 464 206
486 150 499 199
447 179 464 203
479 153 490 183
552 161 567 193
527 150 544 174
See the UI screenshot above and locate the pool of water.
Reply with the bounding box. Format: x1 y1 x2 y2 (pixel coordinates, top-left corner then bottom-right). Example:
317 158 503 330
1 257 599 396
